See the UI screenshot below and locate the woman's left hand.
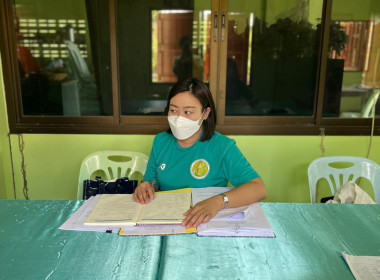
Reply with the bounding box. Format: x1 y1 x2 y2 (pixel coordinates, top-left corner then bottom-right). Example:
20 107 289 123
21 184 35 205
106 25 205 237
182 195 224 228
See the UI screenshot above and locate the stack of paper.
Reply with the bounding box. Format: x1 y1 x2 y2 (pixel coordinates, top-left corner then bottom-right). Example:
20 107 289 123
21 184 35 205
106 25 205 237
192 187 275 237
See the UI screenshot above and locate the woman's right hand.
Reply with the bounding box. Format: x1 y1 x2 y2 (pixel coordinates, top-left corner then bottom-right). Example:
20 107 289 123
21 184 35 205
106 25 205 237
133 181 156 204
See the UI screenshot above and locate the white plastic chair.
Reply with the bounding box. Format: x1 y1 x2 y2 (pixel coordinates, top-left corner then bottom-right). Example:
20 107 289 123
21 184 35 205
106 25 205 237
77 150 149 199
340 90 379 118
308 156 380 204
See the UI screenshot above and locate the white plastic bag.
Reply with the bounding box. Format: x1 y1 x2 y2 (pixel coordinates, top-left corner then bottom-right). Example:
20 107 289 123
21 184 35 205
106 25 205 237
326 182 376 204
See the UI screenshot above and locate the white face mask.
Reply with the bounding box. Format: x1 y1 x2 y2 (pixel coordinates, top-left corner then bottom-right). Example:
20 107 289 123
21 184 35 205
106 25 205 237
168 112 205 140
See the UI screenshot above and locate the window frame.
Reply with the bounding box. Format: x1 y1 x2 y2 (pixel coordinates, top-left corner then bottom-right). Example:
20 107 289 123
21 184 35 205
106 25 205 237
0 0 379 136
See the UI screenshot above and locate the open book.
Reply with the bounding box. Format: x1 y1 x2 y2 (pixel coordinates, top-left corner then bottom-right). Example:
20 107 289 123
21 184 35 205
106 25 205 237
118 187 275 237
84 192 191 226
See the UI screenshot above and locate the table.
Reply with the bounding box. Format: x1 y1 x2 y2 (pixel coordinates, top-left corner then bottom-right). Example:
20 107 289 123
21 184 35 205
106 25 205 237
1 201 379 279
160 204 380 280
0 200 161 279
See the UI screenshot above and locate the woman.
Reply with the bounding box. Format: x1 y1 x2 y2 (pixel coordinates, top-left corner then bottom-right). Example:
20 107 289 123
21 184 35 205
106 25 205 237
134 78 267 228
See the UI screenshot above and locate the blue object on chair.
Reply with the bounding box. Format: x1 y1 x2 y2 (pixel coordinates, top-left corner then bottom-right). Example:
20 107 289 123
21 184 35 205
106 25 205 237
77 150 149 200
308 156 380 203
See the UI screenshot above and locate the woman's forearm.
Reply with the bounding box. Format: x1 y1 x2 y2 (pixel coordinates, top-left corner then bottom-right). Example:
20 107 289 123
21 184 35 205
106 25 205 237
221 178 267 209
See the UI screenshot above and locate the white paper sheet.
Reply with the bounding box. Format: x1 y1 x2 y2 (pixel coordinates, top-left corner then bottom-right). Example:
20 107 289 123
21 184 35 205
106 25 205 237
192 187 251 220
197 203 275 237
59 196 120 232
342 252 380 280
192 187 275 237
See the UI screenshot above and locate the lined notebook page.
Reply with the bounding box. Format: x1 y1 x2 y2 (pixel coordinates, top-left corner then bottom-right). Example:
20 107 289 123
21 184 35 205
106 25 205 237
84 194 139 225
137 192 191 224
84 192 191 226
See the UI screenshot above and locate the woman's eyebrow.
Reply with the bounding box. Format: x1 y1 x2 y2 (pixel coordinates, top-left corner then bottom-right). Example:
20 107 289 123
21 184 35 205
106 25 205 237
169 104 196 109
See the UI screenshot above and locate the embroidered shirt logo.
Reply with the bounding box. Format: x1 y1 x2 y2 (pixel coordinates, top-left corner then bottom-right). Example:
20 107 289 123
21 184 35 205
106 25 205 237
160 163 166 171
190 159 210 179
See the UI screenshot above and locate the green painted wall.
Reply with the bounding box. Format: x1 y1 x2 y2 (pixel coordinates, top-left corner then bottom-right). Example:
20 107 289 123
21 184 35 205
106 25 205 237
343 72 363 87
0 55 11 199
3 131 380 202
332 0 372 20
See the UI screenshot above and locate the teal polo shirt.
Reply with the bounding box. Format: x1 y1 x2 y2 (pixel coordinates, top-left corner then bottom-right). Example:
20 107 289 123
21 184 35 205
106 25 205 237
144 132 260 191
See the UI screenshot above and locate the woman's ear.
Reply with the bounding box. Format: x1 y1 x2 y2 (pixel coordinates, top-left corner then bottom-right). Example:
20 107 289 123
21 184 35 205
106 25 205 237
203 107 211 120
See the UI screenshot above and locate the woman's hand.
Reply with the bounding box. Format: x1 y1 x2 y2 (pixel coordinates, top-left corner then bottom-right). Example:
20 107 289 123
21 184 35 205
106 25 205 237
182 195 224 228
133 181 157 204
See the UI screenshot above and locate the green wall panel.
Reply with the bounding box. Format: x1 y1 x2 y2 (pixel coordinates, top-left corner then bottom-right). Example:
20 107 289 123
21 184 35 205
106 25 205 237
0 55 13 200
4 133 380 202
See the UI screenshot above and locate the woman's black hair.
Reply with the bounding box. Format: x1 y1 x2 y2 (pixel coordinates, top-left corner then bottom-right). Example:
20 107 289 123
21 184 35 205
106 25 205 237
165 78 217 142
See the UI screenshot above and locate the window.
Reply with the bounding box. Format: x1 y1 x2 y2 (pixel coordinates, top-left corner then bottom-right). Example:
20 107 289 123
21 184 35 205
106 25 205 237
117 3 212 117
337 21 371 72
11 0 111 117
324 0 380 120
225 2 322 117
151 9 210 84
0 0 379 135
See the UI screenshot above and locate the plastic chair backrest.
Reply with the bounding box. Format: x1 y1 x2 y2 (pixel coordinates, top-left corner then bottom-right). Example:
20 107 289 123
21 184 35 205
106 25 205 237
308 156 380 203
65 40 92 81
361 90 380 118
77 150 149 199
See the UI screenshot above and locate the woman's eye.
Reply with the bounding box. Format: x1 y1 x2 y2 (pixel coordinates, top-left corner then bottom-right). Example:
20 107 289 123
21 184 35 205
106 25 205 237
185 111 191 115
170 109 176 113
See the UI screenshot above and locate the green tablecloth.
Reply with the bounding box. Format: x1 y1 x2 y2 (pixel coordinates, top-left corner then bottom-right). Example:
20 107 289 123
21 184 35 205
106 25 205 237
0 200 161 279
159 204 380 279
1 200 379 279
